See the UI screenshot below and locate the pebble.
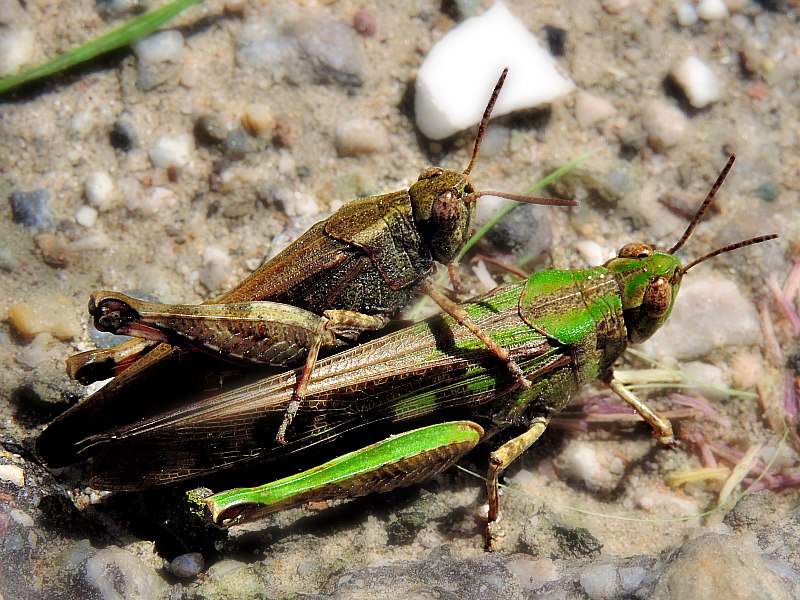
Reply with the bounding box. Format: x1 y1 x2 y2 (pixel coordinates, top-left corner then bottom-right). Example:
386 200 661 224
681 361 730 402
85 546 168 600
97 0 148 18
580 562 619 599
223 129 254 160
7 300 81 340
543 25 567 57
755 182 779 202
641 99 688 151
293 18 366 86
638 273 761 360
0 28 34 75
199 246 234 292
84 171 117 211
334 118 390 157
70 110 95 138
575 239 606 266
242 103 276 137
110 119 137 151
575 91 616 128
9 190 55 232
194 114 228 146
75 205 98 228
670 56 721 109
697 0 729 21
149 133 194 169
133 30 184 89
169 552 204 578
602 0 632 13
0 464 25 487
729 350 764 389
505 555 559 591
676 2 699 26
414 2 574 140
16 332 52 369
353 9 377 36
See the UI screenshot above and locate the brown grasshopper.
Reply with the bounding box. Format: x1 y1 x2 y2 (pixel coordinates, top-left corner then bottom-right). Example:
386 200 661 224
38 69 574 464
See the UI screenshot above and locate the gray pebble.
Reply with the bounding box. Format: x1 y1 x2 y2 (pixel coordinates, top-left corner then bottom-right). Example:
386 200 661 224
756 181 779 202
580 562 619 599
85 547 168 599
9 190 55 232
133 29 184 89
334 119 390 157
169 552 204 578
97 0 148 18
293 18 366 86
223 128 254 160
110 119 137 151
195 114 228 146
641 99 687 151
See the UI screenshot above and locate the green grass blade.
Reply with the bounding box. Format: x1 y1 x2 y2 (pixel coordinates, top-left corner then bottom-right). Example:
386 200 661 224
0 0 204 95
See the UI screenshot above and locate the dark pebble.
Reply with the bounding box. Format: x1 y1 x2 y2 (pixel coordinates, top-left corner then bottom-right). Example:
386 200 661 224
9 190 55 232
169 552 204 578
756 181 779 202
110 120 137 151
194 114 228 146
223 129 254 160
543 25 567 56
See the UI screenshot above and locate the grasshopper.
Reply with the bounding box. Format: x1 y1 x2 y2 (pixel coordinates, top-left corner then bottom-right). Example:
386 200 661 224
49 155 777 549
36 69 575 463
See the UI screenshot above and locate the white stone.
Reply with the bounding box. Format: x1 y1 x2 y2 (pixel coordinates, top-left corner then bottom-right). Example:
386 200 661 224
676 3 699 26
641 99 688 151
574 91 616 128
697 0 729 21
0 28 34 76
0 464 24 487
334 118 390 156
133 30 184 65
75 205 98 228
414 1 574 140
199 246 234 292
637 273 761 360
242 103 276 136
85 171 117 210
575 239 606 266
149 133 194 169
671 56 722 108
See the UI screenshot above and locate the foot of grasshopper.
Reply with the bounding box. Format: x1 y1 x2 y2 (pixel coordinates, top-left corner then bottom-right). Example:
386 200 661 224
484 416 549 551
420 279 532 390
603 372 675 447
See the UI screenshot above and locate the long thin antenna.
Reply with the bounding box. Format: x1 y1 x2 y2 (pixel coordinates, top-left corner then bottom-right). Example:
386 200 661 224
464 68 508 176
683 234 779 272
468 190 577 207
668 154 736 255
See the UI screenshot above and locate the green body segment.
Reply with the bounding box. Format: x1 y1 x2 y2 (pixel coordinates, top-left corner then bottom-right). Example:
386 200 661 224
205 421 483 525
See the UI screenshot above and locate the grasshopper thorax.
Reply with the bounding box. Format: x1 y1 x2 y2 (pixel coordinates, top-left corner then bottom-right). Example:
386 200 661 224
409 167 477 263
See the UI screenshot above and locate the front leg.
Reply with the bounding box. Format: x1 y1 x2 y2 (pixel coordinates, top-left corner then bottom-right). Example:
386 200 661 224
419 279 531 390
485 416 549 551
603 371 675 446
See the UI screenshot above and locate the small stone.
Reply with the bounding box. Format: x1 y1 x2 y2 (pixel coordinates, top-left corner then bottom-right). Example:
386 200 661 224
16 332 52 369
84 171 117 211
242 103 276 136
223 129 254 160
97 0 148 18
85 547 168 600
676 2 699 26
35 233 71 266
670 56 722 109
641 99 687 151
697 0 729 21
110 119 137 151
603 0 632 13
334 119 390 156
194 114 228 146
293 18 366 86
133 29 184 89
0 28 34 75
70 110 95 138
0 464 25 487
149 133 194 169
10 508 34 528
8 301 80 340
729 350 764 390
755 182 779 202
353 9 377 36
580 562 619 599
414 2 574 140
619 566 646 592
681 361 729 402
75 206 98 228
542 25 567 57
575 91 616 128
506 555 559 591
169 552 204 578
9 190 55 232
199 246 234 292
575 239 606 266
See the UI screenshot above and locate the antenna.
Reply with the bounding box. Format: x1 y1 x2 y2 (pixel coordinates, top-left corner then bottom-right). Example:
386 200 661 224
464 68 508 176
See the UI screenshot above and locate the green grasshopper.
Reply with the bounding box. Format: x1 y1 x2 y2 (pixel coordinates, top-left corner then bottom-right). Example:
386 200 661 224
36 69 574 463
51 155 777 549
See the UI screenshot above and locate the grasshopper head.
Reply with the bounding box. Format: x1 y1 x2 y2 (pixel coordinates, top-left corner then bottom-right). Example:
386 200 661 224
605 155 777 344
604 244 683 344
409 167 477 263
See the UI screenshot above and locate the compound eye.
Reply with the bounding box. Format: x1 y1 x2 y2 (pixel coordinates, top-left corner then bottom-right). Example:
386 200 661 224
432 190 461 229
643 277 671 318
618 243 653 259
418 167 443 181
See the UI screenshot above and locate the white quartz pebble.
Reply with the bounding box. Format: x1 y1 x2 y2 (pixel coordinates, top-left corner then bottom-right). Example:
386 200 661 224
0 28 34 76
149 133 194 169
671 56 722 108
75 205 98 228
133 30 184 65
84 171 117 211
697 0 729 21
676 3 699 26
414 1 574 140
